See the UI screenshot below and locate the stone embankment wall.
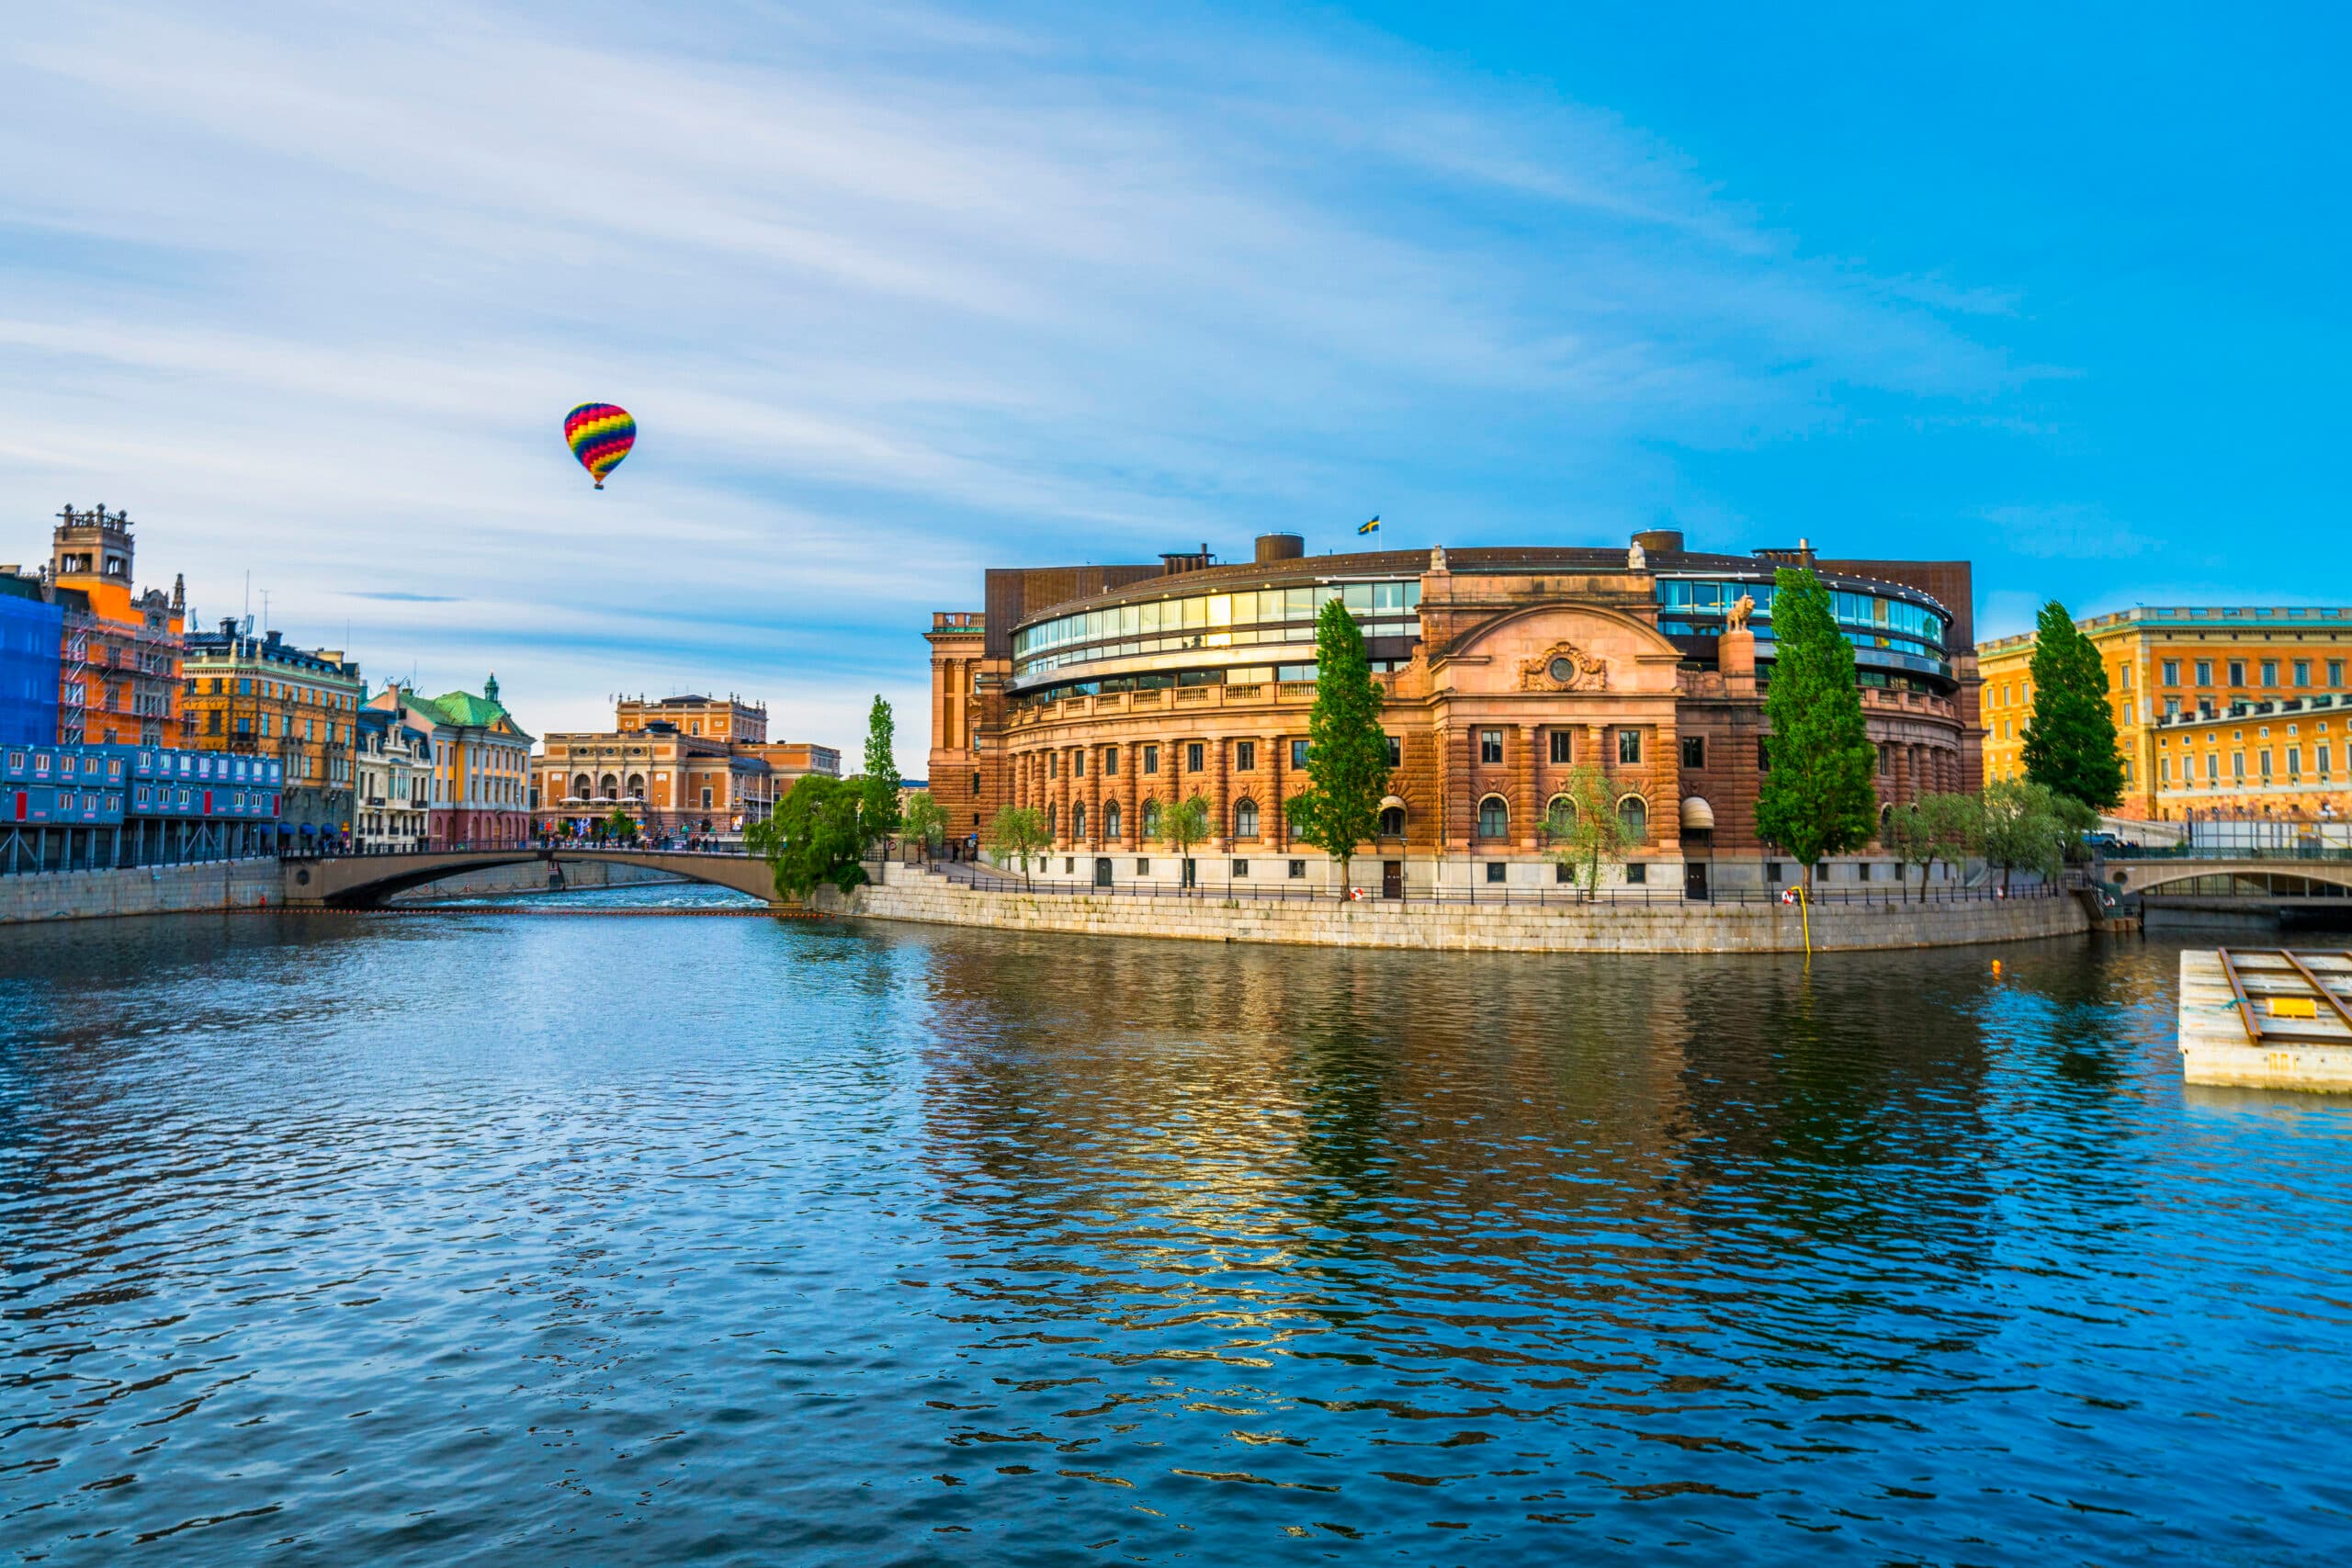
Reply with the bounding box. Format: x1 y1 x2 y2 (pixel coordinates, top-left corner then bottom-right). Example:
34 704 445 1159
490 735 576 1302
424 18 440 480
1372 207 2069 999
821 871 2088 953
387 859 687 902
0 858 280 925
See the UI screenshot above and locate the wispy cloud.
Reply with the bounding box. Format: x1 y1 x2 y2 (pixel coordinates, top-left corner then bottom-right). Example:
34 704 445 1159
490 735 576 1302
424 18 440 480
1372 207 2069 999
0 0 2043 752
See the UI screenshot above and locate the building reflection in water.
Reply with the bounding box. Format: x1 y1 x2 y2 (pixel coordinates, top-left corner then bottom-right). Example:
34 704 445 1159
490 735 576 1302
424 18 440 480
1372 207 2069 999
897 930 2129 1513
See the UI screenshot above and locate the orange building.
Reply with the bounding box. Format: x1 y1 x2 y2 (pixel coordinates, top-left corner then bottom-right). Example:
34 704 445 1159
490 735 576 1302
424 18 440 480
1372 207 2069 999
1979 606 2352 816
2151 694 2349 820
38 505 186 748
538 693 839 837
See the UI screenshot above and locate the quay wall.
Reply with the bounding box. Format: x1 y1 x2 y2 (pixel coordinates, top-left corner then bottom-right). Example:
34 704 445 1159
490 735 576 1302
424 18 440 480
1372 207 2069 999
0 858 279 926
820 871 2089 953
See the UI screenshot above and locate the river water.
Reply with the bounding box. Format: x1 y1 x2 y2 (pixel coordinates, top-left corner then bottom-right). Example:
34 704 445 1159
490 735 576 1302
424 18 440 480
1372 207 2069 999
3 893 2348 1564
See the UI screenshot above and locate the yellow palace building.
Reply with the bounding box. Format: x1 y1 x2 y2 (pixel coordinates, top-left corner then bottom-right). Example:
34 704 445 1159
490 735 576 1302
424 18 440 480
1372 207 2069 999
1978 605 2352 818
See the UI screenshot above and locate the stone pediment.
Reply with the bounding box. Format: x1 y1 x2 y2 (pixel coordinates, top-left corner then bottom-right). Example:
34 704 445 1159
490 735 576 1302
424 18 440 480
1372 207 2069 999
1520 641 1607 693
1434 603 1682 697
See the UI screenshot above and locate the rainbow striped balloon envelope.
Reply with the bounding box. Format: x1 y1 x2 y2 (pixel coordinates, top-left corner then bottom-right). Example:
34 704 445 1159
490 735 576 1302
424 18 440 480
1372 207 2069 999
563 403 636 490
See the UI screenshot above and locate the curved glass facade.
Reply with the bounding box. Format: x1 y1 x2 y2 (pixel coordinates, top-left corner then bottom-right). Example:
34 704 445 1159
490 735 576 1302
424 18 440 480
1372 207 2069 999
1012 580 1422 681
1656 577 1952 679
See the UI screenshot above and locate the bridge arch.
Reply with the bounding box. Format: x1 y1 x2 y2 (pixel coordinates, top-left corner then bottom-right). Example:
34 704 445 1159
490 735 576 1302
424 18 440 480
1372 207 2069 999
2111 861 2352 899
283 849 786 908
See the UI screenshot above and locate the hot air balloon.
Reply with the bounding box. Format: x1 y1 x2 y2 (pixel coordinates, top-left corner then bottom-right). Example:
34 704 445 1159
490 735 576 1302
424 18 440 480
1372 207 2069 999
563 403 636 490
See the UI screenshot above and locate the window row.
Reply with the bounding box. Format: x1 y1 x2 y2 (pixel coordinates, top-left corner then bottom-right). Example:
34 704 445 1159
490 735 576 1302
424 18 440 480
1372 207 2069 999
2158 658 2346 690
1014 581 1423 659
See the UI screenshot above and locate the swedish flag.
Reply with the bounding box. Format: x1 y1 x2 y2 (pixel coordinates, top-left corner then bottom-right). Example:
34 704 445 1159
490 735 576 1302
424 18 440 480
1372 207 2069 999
1357 515 1381 536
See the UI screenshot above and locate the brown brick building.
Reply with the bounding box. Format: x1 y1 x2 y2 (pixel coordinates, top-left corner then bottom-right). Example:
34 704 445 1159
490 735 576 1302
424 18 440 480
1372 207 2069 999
929 531 1982 897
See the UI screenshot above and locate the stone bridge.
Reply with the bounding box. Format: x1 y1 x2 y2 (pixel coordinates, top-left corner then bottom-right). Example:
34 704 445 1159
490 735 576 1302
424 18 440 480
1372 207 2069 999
280 849 784 908
2105 857 2352 906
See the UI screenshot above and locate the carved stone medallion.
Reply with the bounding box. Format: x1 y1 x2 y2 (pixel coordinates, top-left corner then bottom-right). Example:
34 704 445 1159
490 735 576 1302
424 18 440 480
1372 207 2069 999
1521 641 1607 692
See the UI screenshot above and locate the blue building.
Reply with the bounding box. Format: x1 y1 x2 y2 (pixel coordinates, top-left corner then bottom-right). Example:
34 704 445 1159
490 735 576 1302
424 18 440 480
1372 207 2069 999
0 576 62 748
1 741 280 874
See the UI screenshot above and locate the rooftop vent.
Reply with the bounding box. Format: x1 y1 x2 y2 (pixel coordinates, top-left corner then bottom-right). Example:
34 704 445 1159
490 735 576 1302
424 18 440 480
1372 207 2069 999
1632 528 1684 555
1255 533 1305 564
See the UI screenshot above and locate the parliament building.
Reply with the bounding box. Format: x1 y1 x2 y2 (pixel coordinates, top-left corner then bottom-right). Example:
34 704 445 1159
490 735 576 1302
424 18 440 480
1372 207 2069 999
925 530 1981 897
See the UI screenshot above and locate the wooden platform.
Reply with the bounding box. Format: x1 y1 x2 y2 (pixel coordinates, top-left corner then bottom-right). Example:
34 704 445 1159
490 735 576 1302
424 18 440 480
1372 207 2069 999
2179 948 2352 1091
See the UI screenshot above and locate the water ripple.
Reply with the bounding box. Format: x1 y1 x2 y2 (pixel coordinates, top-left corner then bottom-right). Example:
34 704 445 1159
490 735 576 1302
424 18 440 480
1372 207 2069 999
2 914 2349 1562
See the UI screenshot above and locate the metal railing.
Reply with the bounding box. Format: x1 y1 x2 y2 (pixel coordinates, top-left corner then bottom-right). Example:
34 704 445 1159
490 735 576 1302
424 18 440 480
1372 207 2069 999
2100 842 2352 863
922 861 2052 908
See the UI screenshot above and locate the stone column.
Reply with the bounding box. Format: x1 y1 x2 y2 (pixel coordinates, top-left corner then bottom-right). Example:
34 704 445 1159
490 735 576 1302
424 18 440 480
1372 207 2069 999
1447 726 1474 848
1087 750 1102 851
1123 745 1139 850
1654 718 1679 854
1515 723 1537 850
1212 738 1230 852
1266 733 1286 848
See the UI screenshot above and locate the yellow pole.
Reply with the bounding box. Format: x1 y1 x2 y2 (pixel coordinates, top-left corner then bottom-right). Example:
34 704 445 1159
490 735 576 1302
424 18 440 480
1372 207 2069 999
1799 881 1813 958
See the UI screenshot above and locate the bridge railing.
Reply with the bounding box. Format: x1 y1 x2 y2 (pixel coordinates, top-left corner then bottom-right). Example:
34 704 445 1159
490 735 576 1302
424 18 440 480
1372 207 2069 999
2100 843 2352 863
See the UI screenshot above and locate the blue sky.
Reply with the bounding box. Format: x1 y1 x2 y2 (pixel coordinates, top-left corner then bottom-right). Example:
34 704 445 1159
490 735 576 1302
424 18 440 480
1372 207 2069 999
1 1 2341 768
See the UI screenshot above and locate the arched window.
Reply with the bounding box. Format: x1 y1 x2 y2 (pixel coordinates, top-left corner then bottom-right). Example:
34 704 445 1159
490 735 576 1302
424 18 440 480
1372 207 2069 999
1544 795 1574 839
572 773 592 800
1143 798 1162 839
1617 795 1647 841
1072 803 1087 840
1047 803 1057 835
1379 805 1405 836
1477 795 1509 839
598 773 618 799
1235 799 1259 838
1105 801 1122 840
626 773 646 799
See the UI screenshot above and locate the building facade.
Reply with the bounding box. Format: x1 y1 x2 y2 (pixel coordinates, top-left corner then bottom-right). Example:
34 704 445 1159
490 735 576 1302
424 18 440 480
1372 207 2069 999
355 706 432 852
930 532 1981 896
3 739 280 874
2150 693 2348 820
3 505 187 747
364 678 534 849
0 575 61 748
538 693 791 836
183 621 364 850
1979 605 2352 817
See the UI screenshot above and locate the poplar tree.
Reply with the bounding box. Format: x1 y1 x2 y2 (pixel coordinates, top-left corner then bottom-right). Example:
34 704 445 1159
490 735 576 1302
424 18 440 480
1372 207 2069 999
2019 601 2125 811
1284 597 1389 897
1752 567 1879 889
858 694 902 846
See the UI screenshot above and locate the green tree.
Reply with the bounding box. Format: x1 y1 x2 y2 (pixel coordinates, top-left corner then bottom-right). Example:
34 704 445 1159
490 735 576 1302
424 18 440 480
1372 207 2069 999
1543 765 1634 901
746 773 869 897
901 789 947 861
1752 567 1880 888
2019 601 2125 811
1284 597 1389 897
857 694 903 847
1882 802 1932 900
1925 791 1985 877
982 805 1049 886
602 807 638 843
1885 791 1986 897
1980 777 2087 890
1163 794 1210 888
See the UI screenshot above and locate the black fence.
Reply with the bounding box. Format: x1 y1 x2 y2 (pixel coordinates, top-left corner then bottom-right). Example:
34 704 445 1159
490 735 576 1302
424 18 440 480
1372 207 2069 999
923 861 2054 908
